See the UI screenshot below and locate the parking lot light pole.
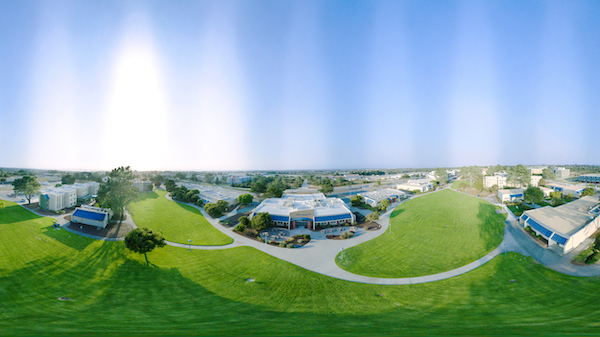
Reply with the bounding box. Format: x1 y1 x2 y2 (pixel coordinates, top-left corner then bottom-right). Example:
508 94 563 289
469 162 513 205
188 239 191 252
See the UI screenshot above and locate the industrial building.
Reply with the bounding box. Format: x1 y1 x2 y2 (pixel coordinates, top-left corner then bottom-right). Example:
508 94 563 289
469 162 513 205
71 205 113 228
396 179 434 193
498 188 524 203
520 196 600 254
579 174 600 184
250 193 355 230
358 188 407 208
548 183 587 198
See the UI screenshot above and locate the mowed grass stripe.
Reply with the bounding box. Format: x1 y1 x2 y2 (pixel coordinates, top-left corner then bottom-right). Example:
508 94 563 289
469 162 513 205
337 189 506 277
127 190 232 245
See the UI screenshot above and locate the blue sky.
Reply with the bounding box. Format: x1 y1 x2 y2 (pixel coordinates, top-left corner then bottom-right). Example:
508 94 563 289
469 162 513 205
1 0 599 171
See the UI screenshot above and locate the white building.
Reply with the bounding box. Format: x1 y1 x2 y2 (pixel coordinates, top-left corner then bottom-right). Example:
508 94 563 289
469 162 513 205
548 183 587 198
358 188 407 208
530 175 543 187
498 188 524 203
397 179 434 193
71 205 113 228
74 182 100 201
39 185 77 211
133 180 153 192
484 173 507 189
250 193 355 230
226 175 252 185
540 187 553 198
555 167 570 179
521 196 600 254
529 167 546 175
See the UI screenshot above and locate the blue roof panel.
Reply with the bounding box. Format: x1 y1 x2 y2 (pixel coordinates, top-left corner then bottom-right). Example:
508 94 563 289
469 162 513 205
526 217 553 238
271 215 289 222
315 213 352 222
551 233 568 245
73 209 107 221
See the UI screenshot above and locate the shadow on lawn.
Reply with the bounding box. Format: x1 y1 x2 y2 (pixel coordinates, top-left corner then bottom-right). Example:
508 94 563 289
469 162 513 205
476 202 505 251
41 225 93 251
0 204 44 225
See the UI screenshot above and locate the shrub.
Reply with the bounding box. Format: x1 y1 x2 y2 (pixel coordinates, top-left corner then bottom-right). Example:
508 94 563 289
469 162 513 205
366 211 380 222
279 242 286 247
238 216 250 227
574 248 595 262
587 252 600 264
303 234 310 240
286 243 294 248
340 231 354 239
204 203 223 218
298 239 305 244
234 224 246 232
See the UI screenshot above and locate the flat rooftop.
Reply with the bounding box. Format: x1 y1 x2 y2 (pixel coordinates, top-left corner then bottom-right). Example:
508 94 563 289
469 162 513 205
548 182 586 190
580 174 600 178
359 188 405 201
524 196 599 236
498 188 524 195
252 193 352 217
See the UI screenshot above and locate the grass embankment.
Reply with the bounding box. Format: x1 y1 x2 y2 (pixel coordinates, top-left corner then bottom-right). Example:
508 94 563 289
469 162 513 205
5 198 600 335
127 190 232 245
451 179 472 189
337 189 506 277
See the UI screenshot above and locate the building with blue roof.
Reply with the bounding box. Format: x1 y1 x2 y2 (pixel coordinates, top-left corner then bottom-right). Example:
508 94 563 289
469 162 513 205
520 196 600 254
498 188 524 203
250 193 355 230
71 205 113 228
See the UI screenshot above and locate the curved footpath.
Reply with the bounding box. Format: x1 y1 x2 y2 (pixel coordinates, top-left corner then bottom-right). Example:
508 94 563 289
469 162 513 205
165 190 529 284
8 185 600 284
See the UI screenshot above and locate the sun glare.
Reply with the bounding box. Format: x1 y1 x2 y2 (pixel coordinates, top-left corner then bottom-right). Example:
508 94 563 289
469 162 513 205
103 27 170 170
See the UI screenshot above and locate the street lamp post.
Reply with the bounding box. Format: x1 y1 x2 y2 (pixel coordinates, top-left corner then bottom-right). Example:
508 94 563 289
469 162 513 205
389 222 392 235
341 247 344 260
188 239 191 252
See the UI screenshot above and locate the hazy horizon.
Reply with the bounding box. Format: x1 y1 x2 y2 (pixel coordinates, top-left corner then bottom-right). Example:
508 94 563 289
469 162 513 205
1 1 599 171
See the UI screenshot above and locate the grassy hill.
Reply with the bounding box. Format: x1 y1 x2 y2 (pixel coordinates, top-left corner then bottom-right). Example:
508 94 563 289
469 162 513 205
337 189 506 277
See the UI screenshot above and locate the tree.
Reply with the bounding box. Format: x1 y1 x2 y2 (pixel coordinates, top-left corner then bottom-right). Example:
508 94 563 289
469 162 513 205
402 174 410 179
165 179 177 192
238 216 250 227
204 203 223 218
435 168 448 185
216 200 229 213
508 164 530 187
542 168 555 181
124 227 166 265
489 184 499 195
96 166 136 218
292 177 303 188
12 176 40 205
351 195 363 206
154 180 161 188
320 178 334 193
379 199 390 211
524 186 544 205
581 187 595 197
250 212 273 230
238 194 253 205
174 172 187 180
251 180 267 194
460 166 483 184
539 178 546 186
366 211 379 222
204 173 215 184
474 177 484 191
61 174 76 185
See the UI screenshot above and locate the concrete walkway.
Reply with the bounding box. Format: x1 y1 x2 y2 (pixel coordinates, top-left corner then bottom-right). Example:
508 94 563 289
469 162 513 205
165 190 526 284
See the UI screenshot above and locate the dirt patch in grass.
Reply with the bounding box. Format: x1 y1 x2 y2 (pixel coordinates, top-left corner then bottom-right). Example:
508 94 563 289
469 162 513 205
65 221 134 239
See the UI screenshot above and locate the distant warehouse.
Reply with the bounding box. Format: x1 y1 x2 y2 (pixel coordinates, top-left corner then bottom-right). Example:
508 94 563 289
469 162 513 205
358 188 407 208
579 174 600 184
396 179 434 193
520 196 600 254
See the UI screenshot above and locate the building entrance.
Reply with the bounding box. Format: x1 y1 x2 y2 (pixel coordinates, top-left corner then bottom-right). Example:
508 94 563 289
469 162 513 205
296 220 308 228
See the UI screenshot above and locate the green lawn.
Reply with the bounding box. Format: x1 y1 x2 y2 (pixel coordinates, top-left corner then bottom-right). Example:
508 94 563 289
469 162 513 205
127 190 232 245
451 179 472 189
337 189 506 277
6 198 600 336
